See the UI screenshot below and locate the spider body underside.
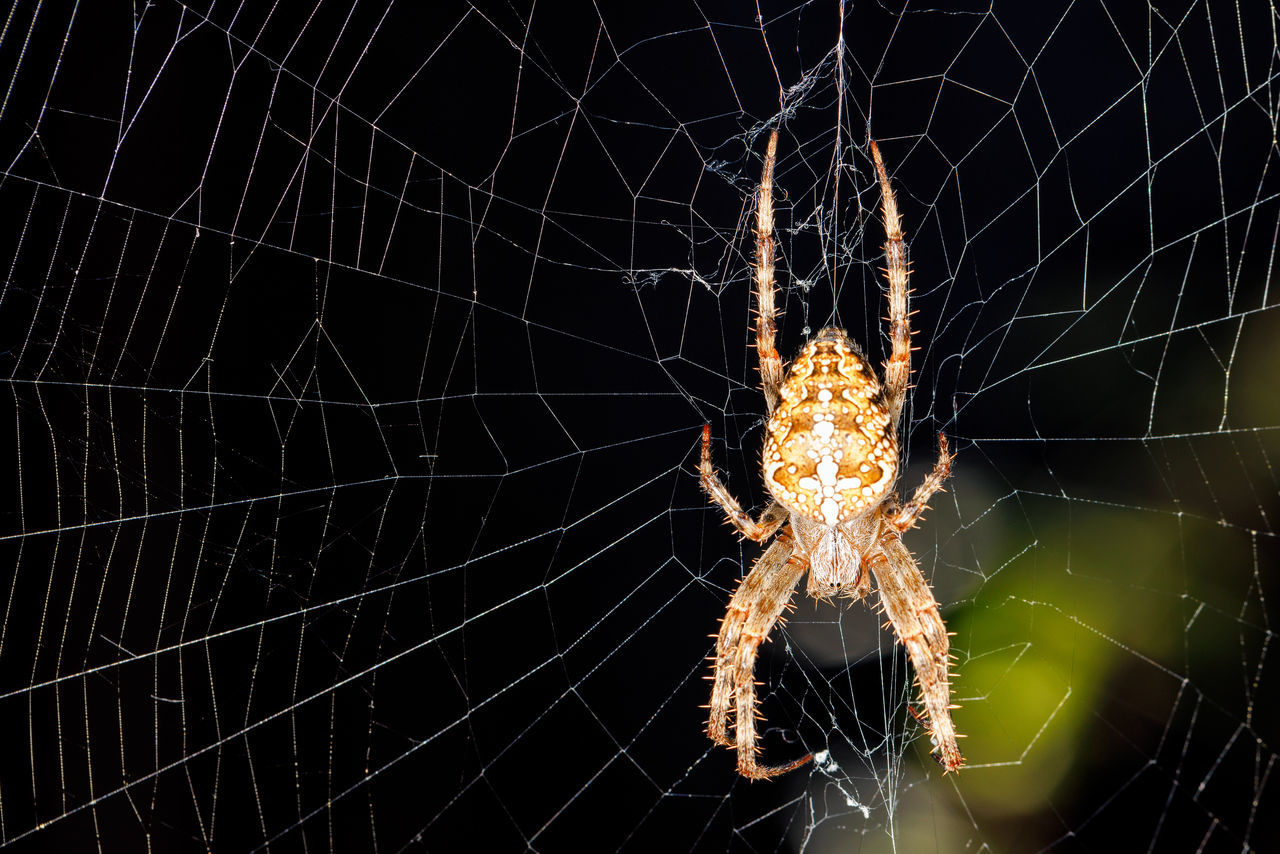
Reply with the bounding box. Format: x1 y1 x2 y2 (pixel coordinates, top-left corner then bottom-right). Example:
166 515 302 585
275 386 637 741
699 130 962 780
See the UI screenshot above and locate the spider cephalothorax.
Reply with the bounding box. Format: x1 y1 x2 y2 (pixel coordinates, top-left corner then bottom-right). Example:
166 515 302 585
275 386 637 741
699 130 962 779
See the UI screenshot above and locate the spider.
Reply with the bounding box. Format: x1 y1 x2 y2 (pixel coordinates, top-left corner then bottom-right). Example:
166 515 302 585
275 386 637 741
699 129 962 780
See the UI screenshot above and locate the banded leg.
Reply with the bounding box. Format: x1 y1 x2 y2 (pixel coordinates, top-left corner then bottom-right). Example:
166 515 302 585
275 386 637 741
886 432 954 534
706 535 812 779
699 424 787 541
755 130 784 414
870 141 913 427
867 534 963 772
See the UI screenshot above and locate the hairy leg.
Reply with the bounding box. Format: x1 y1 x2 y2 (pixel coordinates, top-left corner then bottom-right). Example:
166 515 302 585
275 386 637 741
707 536 796 748
699 424 787 541
886 432 954 534
706 534 812 779
866 533 963 772
755 129 784 414
870 141 913 427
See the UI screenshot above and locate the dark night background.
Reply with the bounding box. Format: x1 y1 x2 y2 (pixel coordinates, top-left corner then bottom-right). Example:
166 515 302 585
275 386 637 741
0 1 1277 851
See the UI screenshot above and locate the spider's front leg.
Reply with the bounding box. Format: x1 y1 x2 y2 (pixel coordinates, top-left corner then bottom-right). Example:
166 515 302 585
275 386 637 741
886 432 954 534
699 424 786 541
866 533 964 772
706 534 812 779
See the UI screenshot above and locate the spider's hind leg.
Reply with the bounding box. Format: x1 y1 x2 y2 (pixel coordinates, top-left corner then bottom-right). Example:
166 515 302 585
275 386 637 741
755 129 784 415
870 140 913 428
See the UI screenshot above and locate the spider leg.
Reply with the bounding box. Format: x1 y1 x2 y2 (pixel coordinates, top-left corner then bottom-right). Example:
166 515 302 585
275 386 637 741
699 424 787 541
870 141 912 427
755 129 784 415
706 533 812 779
867 532 963 772
707 535 795 747
886 432 954 534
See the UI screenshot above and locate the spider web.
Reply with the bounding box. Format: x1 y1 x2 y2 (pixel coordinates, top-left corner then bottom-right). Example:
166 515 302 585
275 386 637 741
0 0 1276 851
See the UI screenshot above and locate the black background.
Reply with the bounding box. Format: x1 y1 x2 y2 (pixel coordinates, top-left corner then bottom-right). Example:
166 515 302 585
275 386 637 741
0 1 1276 851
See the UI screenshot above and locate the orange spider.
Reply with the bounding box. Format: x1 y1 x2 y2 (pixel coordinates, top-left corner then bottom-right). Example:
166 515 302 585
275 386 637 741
699 130 961 779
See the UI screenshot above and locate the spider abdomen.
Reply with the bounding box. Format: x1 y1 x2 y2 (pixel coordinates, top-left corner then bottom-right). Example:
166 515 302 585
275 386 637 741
762 328 899 525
